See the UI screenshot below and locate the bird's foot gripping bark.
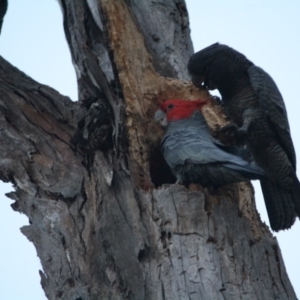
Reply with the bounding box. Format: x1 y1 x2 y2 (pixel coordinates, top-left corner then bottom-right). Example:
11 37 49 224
217 123 247 135
217 123 247 144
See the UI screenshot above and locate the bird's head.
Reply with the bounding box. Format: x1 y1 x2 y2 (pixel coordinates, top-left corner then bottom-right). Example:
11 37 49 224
188 43 252 93
187 43 222 90
154 99 208 126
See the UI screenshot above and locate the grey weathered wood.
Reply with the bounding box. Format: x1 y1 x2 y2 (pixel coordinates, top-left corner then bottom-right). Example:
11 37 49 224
0 0 297 299
124 0 194 79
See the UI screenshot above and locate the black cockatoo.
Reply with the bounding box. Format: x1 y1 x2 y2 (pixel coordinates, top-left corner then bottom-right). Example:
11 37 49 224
188 43 300 231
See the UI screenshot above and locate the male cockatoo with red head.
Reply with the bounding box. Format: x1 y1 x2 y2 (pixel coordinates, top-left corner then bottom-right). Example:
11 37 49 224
154 99 264 189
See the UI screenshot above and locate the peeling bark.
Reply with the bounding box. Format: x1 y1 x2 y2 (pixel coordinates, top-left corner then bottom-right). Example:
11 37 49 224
0 0 296 299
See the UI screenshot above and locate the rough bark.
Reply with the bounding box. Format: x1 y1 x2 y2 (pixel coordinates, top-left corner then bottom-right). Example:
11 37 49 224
0 0 296 299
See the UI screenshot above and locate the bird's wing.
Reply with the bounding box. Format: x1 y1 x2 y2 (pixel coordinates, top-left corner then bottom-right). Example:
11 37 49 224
162 130 251 168
212 139 254 162
248 65 296 169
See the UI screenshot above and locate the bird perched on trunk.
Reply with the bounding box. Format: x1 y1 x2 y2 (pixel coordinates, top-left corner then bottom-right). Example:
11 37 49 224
154 99 264 190
188 43 300 231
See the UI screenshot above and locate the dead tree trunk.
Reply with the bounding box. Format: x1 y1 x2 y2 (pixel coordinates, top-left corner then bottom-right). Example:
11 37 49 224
0 0 297 299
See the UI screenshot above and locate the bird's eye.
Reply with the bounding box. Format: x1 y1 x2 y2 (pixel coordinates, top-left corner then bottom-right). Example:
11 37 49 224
167 104 174 110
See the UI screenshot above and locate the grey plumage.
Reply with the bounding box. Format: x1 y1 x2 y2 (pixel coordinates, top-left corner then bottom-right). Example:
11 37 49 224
188 43 300 231
160 110 264 188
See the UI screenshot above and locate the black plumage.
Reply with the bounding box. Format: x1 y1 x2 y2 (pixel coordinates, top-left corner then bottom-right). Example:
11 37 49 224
188 43 300 231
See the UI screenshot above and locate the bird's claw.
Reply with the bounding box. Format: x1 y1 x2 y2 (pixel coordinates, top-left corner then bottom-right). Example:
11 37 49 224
217 123 248 144
236 125 248 136
217 123 239 134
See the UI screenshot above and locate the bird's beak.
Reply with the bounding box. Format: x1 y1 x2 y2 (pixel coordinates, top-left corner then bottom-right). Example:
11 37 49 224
191 75 217 91
154 109 168 127
191 74 206 89
206 79 217 90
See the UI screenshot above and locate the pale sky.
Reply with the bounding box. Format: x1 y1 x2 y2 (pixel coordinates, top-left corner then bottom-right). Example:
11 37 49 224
0 1 299 299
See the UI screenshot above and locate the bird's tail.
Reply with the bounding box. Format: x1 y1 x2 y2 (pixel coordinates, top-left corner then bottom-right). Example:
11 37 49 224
291 173 300 217
260 179 297 231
